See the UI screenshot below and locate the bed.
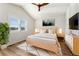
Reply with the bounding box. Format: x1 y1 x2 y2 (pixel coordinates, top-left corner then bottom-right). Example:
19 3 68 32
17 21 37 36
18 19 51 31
26 33 62 55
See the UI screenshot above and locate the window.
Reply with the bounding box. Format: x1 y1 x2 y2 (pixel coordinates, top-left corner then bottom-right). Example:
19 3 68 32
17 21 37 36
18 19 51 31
20 20 27 31
9 16 19 30
9 16 27 31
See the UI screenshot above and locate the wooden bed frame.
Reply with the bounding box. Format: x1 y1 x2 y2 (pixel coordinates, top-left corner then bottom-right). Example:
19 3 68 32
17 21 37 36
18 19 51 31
26 38 62 55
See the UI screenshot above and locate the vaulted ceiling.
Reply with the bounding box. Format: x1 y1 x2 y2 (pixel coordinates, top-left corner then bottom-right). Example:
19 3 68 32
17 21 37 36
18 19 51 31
14 3 70 20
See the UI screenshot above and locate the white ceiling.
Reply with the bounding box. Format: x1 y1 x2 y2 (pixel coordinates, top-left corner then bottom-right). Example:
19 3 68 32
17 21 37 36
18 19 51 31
14 3 70 20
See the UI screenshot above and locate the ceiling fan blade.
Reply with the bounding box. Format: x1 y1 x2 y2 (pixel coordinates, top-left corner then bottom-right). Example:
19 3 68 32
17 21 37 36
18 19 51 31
40 3 49 6
32 3 38 6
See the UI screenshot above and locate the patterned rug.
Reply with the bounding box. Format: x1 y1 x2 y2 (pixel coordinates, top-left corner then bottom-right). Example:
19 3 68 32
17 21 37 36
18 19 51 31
17 42 62 56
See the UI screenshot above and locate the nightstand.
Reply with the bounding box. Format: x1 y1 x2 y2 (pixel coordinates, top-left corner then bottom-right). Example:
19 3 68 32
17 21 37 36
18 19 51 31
57 32 65 42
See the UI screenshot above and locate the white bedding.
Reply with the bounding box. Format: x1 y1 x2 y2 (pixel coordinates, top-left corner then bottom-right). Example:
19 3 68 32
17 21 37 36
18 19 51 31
28 33 57 44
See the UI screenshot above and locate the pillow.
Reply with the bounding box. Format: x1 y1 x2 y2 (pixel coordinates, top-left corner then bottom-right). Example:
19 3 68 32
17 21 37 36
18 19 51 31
40 28 46 33
45 29 49 33
39 28 57 34
48 28 56 34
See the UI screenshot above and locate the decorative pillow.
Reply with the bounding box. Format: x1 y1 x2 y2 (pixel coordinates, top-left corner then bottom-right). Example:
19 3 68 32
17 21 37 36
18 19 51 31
39 28 57 34
48 28 56 34
45 29 49 33
40 28 46 33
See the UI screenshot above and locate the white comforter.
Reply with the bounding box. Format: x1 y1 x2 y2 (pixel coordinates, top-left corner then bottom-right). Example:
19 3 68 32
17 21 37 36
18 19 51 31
28 33 57 44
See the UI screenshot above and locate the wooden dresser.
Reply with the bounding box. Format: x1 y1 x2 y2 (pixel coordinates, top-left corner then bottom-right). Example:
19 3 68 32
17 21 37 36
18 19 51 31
65 34 79 55
73 34 79 55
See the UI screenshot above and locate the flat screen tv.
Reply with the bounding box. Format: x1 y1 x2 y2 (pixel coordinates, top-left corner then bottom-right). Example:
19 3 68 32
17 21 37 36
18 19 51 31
42 19 55 26
69 13 79 30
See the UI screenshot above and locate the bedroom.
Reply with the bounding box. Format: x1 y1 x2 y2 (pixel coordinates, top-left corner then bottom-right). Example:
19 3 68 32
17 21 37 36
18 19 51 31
0 3 79 56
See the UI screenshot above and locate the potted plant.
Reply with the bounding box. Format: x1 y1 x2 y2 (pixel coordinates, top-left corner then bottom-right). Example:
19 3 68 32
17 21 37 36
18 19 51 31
0 23 9 49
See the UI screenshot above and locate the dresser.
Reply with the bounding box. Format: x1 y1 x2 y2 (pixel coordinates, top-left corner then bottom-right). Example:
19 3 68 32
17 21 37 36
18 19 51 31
65 34 79 55
73 35 79 55
65 34 73 52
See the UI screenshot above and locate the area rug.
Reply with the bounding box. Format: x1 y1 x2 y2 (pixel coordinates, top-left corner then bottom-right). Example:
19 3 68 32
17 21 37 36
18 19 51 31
17 42 62 56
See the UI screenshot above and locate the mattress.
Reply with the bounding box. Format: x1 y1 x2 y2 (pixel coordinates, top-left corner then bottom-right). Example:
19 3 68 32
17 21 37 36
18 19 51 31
27 33 57 44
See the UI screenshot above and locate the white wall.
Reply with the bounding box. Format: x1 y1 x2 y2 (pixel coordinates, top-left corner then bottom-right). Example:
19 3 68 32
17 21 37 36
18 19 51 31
0 3 35 46
65 3 79 35
35 13 66 32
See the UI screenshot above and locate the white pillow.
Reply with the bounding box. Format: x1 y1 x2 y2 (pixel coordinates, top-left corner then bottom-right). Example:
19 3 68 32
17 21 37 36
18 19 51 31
48 29 56 34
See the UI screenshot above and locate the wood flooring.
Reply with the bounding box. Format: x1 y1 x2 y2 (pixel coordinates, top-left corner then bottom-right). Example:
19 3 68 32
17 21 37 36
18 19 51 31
0 37 73 56
58 37 73 56
0 41 34 56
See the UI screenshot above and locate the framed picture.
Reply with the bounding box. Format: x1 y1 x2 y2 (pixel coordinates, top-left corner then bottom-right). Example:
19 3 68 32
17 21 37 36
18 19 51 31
42 19 55 26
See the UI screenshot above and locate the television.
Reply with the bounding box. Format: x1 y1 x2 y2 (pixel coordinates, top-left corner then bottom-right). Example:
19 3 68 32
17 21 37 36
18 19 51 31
69 13 79 30
42 19 55 26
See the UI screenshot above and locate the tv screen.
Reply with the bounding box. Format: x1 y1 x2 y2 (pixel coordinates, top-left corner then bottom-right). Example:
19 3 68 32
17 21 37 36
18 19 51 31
42 19 55 26
69 13 79 30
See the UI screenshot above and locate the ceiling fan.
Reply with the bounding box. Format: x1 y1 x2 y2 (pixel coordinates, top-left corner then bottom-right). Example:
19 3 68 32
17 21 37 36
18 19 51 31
32 3 49 11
